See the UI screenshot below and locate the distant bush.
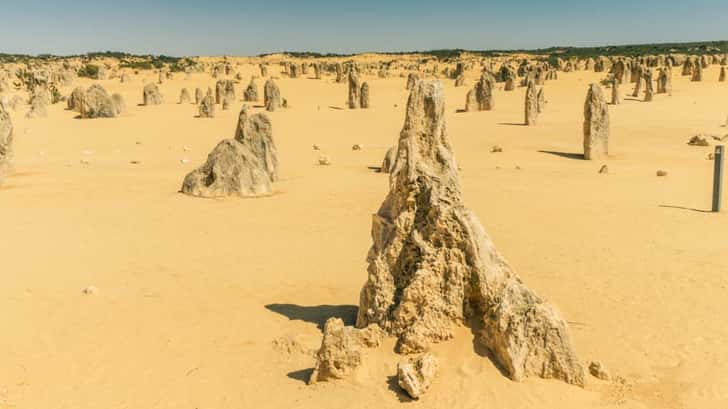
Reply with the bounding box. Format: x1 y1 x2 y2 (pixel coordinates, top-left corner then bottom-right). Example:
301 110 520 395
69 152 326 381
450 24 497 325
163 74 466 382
78 64 100 78
120 60 155 70
119 55 184 71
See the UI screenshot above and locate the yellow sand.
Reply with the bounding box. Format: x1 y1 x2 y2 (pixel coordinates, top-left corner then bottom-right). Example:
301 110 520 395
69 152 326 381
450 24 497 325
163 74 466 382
1 60 727 409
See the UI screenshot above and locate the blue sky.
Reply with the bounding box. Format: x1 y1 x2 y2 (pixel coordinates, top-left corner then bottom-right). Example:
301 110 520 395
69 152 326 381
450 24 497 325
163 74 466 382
0 0 727 56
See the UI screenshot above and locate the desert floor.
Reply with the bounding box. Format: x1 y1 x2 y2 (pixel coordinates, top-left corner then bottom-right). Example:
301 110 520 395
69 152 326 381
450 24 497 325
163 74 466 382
1 64 727 409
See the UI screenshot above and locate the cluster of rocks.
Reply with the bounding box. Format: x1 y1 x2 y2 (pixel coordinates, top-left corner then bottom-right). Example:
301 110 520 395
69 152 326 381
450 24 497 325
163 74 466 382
72 84 126 118
465 72 495 112
347 70 370 109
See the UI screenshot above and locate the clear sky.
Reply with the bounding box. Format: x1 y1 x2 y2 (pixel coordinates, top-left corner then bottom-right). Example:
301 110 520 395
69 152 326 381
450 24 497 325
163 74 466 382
1 0 727 56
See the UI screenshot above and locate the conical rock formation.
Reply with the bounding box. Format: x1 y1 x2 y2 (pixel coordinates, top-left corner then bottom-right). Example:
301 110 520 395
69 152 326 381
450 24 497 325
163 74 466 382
355 80 585 386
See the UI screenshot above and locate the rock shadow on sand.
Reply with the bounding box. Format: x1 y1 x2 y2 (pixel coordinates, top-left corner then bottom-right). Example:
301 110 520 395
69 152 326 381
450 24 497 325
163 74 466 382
287 368 314 384
658 204 712 213
538 150 585 160
265 303 358 330
386 375 414 402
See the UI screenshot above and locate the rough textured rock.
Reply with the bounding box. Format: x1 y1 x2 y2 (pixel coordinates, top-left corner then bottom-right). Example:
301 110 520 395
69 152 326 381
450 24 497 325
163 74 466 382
181 104 279 198
504 77 515 91
611 78 621 105
335 63 345 83
0 101 13 181
454 74 465 87
198 94 216 118
233 106 278 182
356 80 585 386
360 82 370 109
397 353 439 399
643 69 654 102
67 86 86 112
243 78 258 102
264 79 282 112
682 57 694 76
537 88 545 113
466 73 494 111
631 66 643 97
524 81 538 125
721 66 726 82
80 84 120 118
259 64 268 77
589 361 610 380
181 139 271 198
380 146 397 173
348 70 361 109
657 68 672 95
406 73 419 90
309 318 383 384
111 93 126 115
583 84 610 160
289 63 298 79
465 89 477 112
215 80 236 105
691 62 703 82
687 134 710 146
313 63 322 79
179 88 192 104
612 60 627 84
26 94 48 118
195 87 204 104
143 83 163 105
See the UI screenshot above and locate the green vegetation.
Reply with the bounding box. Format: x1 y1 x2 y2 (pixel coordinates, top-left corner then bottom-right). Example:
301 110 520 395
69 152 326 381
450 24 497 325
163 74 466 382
77 64 100 78
1 40 727 65
266 40 728 61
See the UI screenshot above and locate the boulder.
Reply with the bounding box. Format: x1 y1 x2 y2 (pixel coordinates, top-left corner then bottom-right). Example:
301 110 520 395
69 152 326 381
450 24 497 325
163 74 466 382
80 84 121 118
180 139 271 197
143 83 163 105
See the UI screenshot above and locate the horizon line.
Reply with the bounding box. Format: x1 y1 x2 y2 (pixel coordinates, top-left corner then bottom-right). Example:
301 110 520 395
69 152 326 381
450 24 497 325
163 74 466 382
2 38 728 59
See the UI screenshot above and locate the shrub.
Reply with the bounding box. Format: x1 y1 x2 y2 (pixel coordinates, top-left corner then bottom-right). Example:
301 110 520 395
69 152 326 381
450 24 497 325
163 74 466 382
78 64 100 78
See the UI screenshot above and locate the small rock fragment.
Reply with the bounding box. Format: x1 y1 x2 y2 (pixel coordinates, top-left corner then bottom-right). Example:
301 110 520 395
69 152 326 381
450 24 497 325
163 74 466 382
589 361 610 380
397 353 439 399
308 318 382 384
687 135 710 146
